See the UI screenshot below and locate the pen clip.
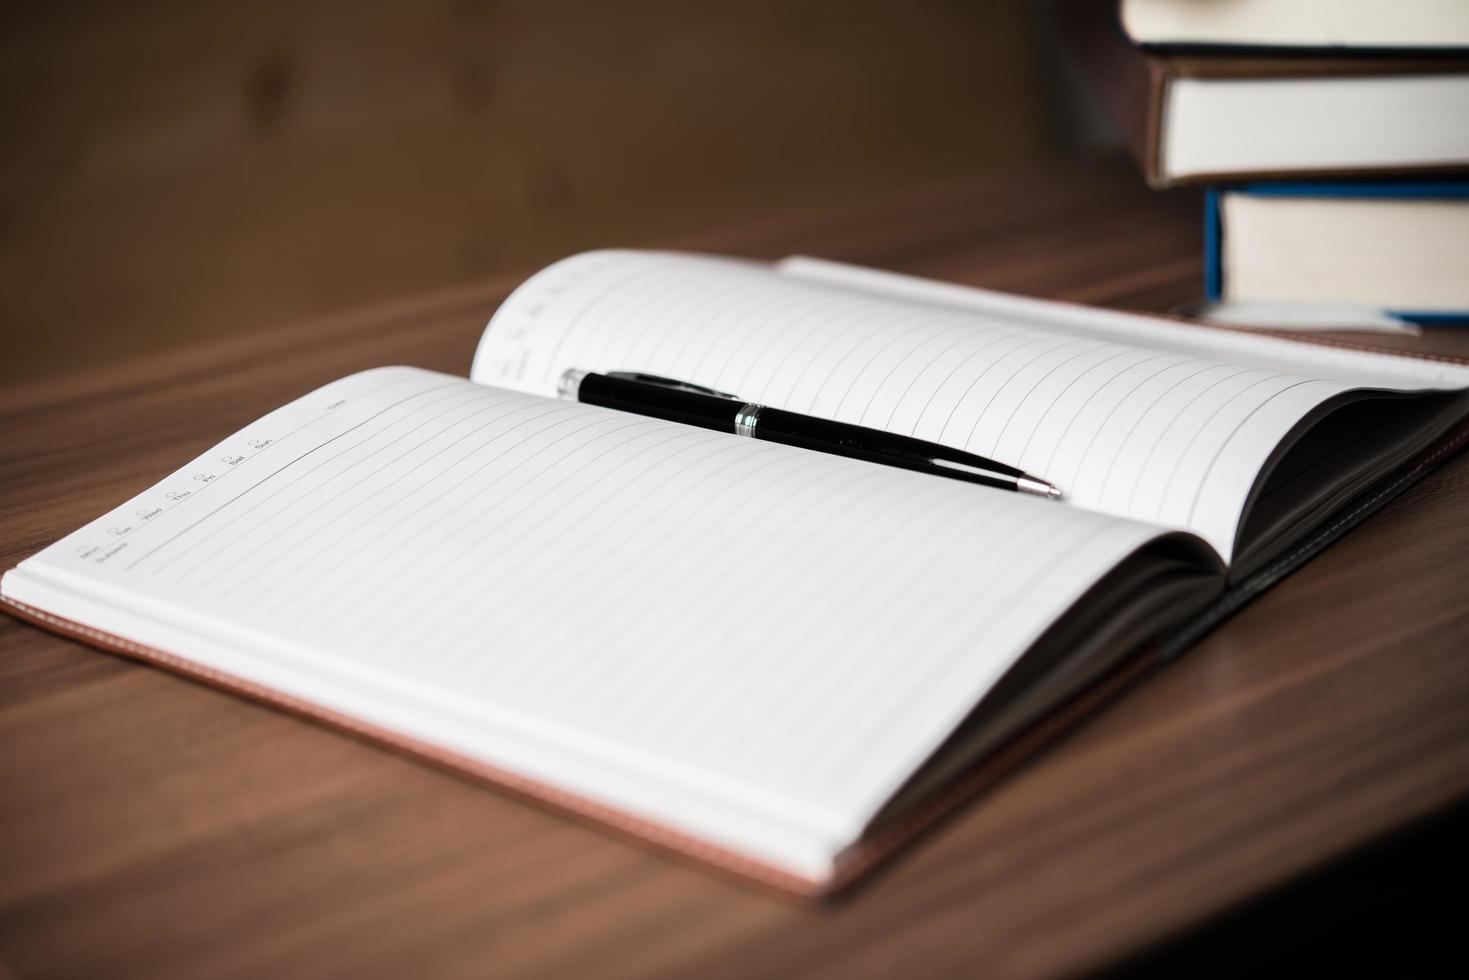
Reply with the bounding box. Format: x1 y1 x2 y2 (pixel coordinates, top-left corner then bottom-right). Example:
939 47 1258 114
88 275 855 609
604 371 740 401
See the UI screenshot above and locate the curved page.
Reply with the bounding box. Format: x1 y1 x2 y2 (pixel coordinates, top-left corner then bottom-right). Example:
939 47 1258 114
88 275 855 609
3 367 1185 882
472 250 1469 559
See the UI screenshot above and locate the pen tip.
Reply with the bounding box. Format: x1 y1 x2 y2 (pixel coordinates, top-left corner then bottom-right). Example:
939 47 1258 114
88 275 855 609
1017 475 1063 500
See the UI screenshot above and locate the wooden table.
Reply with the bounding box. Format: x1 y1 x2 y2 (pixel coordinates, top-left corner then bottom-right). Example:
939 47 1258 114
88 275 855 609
3 159 1468 979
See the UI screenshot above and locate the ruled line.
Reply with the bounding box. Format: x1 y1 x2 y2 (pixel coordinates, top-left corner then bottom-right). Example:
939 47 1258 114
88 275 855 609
123 381 462 572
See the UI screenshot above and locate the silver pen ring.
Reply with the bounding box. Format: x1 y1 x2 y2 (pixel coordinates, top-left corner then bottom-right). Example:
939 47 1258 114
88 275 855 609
733 404 762 438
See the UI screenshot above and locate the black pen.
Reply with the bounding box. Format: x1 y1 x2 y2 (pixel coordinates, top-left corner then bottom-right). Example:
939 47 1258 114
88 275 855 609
557 370 1062 499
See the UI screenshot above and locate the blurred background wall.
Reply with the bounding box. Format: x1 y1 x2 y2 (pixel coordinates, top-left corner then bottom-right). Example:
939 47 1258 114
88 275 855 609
1 0 1103 385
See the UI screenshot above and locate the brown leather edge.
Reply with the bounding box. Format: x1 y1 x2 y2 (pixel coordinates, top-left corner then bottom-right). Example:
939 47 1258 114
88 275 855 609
1058 0 1162 186
0 595 827 902
1144 54 1167 187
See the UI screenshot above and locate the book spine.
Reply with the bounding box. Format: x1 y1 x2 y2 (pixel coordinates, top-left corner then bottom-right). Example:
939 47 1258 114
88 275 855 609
1061 0 1163 186
1231 179 1469 199
1204 188 1223 301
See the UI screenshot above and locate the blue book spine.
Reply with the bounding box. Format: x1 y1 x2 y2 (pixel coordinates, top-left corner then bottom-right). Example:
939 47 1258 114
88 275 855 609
1205 180 1469 324
1204 188 1222 303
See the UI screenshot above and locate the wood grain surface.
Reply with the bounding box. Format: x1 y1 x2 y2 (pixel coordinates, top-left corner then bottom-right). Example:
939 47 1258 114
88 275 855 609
3 158 1469 979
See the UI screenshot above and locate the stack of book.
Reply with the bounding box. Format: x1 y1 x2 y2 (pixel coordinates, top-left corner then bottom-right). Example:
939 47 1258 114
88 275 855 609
1069 0 1469 325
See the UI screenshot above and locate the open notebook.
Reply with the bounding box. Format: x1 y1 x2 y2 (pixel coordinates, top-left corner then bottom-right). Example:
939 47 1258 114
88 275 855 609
6 251 1469 897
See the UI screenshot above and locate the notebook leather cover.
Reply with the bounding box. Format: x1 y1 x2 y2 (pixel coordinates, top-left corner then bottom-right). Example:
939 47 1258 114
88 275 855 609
5 312 1468 899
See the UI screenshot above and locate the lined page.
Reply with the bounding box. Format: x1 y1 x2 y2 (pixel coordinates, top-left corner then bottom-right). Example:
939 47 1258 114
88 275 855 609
4 366 1180 876
471 251 1469 559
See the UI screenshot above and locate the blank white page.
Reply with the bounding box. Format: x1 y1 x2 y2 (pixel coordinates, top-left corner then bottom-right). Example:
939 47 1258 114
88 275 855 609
473 251 1469 559
2 366 1174 880
1163 74 1469 180
1222 194 1469 310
